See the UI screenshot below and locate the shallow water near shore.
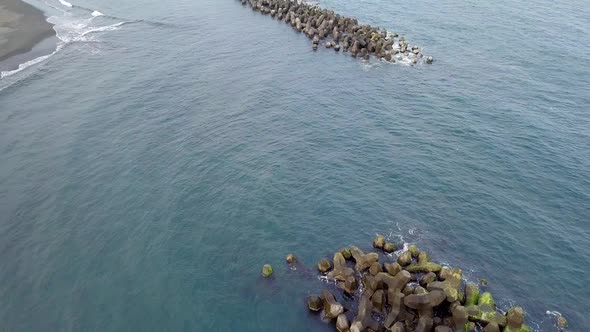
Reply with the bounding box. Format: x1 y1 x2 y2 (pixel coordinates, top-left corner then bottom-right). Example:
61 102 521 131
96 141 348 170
1 0 589 330
0 36 59 72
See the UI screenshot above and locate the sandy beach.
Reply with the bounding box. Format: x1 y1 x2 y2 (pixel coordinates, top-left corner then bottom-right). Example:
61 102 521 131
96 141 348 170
0 0 55 62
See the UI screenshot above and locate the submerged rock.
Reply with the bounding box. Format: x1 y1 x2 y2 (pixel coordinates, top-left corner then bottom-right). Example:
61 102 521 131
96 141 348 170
504 307 532 332
466 292 507 327
343 274 359 294
369 262 382 276
339 247 352 260
404 289 446 309
383 242 396 253
452 305 469 332
404 289 446 332
398 251 412 266
384 262 402 276
322 289 344 320
286 254 297 264
327 252 358 294
427 267 462 302
405 251 442 273
484 322 500 332
384 290 407 328
308 295 322 312
262 264 273 277
376 270 411 293
350 292 380 332
556 314 568 330
373 234 386 249
350 246 379 272
371 289 386 311
420 272 437 287
336 313 349 332
327 252 353 279
465 282 480 306
317 258 332 273
391 321 406 332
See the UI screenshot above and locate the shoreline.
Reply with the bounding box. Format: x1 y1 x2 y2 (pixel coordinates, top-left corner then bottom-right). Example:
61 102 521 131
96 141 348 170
0 0 57 70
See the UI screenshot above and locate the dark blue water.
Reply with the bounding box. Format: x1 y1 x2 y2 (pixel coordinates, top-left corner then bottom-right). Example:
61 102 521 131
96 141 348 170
1 0 589 330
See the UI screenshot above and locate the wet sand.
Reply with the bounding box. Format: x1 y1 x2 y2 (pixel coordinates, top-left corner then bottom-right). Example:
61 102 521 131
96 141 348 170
0 0 56 62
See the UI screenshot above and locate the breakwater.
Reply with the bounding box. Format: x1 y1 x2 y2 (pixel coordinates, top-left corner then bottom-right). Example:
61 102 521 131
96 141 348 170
263 235 563 331
238 0 433 64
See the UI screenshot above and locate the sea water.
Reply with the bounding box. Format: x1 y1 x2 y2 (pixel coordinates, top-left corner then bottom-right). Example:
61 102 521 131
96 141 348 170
0 0 589 330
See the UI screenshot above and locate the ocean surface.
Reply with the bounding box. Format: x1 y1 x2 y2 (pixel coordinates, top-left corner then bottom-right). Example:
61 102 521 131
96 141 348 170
1 0 589 330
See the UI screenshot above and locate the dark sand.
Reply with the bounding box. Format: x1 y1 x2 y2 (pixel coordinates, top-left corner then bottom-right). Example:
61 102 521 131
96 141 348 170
0 0 56 62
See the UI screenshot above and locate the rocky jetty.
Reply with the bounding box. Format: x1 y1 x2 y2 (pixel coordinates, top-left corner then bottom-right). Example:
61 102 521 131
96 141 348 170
273 234 543 331
238 0 433 65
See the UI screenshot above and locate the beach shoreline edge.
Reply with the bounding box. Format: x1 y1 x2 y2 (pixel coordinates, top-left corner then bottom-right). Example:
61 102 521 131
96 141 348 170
0 0 57 71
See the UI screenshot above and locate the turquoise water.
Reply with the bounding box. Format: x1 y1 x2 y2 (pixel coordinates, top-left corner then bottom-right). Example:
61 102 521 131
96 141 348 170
1 0 589 330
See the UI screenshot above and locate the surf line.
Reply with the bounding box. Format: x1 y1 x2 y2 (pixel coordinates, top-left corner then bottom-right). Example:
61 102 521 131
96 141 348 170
1 11 127 80
56 0 148 25
58 0 72 7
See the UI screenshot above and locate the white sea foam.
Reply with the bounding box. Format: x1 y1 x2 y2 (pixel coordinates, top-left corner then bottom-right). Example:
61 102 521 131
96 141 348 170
1 50 56 79
58 0 72 7
546 310 563 317
49 11 126 43
41 0 68 13
361 60 382 71
1 5 129 82
393 242 410 256
317 275 338 287
80 22 127 37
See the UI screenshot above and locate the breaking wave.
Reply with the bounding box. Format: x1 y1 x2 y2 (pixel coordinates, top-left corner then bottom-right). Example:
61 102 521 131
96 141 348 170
58 0 72 7
1 0 130 80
